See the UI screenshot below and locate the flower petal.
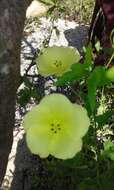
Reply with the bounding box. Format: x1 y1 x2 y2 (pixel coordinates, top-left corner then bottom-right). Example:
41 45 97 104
23 93 90 160
73 104 90 138
26 126 52 158
23 105 51 131
40 93 75 123
37 55 56 76
37 46 80 76
40 93 73 111
49 130 82 159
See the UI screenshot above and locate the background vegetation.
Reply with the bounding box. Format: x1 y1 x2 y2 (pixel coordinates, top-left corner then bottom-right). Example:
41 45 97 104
17 1 114 190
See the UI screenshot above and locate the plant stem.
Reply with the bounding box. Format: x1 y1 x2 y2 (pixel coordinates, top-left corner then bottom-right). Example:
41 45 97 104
106 53 114 68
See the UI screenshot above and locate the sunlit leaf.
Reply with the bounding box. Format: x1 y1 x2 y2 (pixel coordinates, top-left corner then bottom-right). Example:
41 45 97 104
96 109 114 126
103 140 114 161
56 63 88 86
83 43 93 68
87 66 110 112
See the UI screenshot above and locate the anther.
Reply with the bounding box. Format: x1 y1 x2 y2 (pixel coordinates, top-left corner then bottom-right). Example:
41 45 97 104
51 128 54 131
54 60 62 68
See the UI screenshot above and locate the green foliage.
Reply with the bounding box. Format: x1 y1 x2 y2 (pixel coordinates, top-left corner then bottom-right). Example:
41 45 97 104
59 0 94 23
39 0 56 5
55 63 88 86
17 75 43 107
106 66 114 82
20 42 114 189
110 29 114 49
95 41 102 52
87 66 110 112
38 0 94 23
103 140 114 161
96 109 114 127
18 87 32 107
21 5 114 189
56 44 93 86
17 87 38 107
83 43 93 68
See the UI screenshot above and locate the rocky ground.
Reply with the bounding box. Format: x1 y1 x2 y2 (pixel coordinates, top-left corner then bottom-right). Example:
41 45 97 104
1 16 88 190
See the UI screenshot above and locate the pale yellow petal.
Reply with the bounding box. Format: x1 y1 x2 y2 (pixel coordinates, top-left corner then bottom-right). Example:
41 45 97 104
73 104 90 138
49 130 82 159
59 47 80 68
37 55 56 76
40 93 74 122
23 105 51 131
37 46 80 77
40 93 72 111
26 126 52 158
23 94 90 160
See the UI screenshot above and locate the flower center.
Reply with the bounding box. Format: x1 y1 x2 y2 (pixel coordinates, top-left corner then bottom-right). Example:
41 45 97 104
50 123 61 134
54 60 62 68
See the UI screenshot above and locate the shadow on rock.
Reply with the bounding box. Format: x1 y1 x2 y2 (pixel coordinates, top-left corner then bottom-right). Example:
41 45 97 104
64 25 89 51
10 136 44 190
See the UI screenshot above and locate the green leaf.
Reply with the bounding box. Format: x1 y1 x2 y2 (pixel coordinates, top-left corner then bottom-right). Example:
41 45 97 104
87 66 110 112
104 140 114 151
56 63 88 86
101 171 114 190
83 43 93 68
39 0 55 5
21 75 32 88
78 179 98 190
80 92 92 116
106 65 114 82
17 88 31 106
55 44 93 86
62 152 86 169
95 41 102 52
96 109 114 126
103 140 114 161
110 28 114 49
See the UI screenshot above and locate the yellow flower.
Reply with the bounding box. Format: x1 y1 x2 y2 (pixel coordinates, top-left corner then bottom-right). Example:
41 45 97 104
23 94 90 159
37 46 80 77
